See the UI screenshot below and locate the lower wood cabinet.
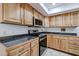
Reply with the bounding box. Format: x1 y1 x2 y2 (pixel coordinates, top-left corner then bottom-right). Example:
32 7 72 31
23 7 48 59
31 45 39 56
47 34 79 55
60 38 69 52
7 42 30 56
0 37 39 56
47 35 60 49
68 37 79 55
47 35 53 48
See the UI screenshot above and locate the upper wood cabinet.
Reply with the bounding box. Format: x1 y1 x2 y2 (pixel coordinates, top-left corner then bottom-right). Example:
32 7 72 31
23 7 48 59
55 15 63 27
3 3 21 24
70 12 78 26
62 13 71 27
34 9 39 19
50 16 56 27
0 4 2 22
24 4 33 25
49 12 79 27
44 17 50 27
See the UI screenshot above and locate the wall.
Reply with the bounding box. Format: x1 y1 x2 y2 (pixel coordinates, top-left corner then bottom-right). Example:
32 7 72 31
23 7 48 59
0 24 45 37
0 23 79 37
0 24 28 37
43 27 79 36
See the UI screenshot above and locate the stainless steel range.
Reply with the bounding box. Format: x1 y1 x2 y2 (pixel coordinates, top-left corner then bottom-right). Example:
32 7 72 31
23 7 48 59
28 30 47 56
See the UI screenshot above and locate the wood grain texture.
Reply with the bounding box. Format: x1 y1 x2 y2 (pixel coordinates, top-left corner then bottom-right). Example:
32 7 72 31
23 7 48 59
0 43 7 56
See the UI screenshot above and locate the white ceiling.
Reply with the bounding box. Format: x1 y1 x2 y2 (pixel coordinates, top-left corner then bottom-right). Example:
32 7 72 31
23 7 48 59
30 3 79 16
43 3 65 10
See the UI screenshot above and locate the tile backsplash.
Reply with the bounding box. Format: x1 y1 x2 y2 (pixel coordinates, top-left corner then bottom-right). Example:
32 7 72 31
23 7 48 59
0 24 28 37
0 23 79 37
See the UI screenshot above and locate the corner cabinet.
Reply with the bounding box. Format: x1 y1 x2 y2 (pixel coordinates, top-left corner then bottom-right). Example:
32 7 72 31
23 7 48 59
3 3 21 24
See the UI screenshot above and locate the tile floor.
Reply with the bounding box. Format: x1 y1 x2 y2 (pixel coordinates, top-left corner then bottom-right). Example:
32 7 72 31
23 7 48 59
41 48 71 56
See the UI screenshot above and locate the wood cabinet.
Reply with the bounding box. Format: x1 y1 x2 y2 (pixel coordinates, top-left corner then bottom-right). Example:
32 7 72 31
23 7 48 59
24 4 33 25
47 35 61 49
60 37 69 52
0 37 39 56
7 42 30 56
50 16 56 27
0 4 2 22
20 50 30 56
49 12 78 27
47 34 53 48
3 3 21 24
47 34 79 55
31 38 39 56
68 37 79 55
34 9 39 19
70 12 78 26
62 13 71 26
20 4 25 24
55 15 63 27
44 17 50 27
31 45 39 56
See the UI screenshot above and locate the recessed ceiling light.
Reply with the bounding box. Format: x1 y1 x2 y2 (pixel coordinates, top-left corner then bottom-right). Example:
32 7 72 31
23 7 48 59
52 3 56 5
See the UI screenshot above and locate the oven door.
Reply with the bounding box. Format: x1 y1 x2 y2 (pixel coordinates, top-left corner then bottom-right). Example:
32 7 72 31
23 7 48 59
39 35 47 56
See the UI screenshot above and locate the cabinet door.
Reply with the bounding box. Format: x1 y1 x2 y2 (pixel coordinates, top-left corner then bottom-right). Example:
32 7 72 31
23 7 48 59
24 4 33 25
60 38 69 52
54 38 60 49
34 10 39 19
3 3 21 24
0 4 2 22
47 35 53 48
70 12 78 26
68 37 79 55
31 45 39 56
44 17 50 27
50 16 56 27
55 15 63 27
20 4 25 24
62 13 71 26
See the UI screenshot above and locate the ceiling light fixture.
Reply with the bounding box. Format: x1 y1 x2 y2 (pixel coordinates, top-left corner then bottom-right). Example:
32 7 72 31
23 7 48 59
52 3 56 5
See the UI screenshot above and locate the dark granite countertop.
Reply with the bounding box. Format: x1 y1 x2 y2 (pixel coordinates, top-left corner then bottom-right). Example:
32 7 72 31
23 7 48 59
32 32 77 36
0 31 77 47
0 35 38 47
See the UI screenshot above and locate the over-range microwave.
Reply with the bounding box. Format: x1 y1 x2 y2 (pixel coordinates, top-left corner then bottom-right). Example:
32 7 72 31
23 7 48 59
33 17 43 27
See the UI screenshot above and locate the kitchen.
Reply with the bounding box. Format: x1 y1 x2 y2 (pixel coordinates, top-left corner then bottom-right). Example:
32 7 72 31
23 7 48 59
0 3 79 56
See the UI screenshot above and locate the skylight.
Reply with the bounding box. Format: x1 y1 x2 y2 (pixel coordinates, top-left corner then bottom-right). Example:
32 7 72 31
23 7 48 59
39 3 79 15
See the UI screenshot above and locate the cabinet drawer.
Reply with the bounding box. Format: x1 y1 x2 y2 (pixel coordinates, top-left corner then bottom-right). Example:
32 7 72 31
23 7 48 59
31 38 39 47
8 43 30 56
69 49 79 55
69 40 79 46
20 50 30 56
69 44 79 51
